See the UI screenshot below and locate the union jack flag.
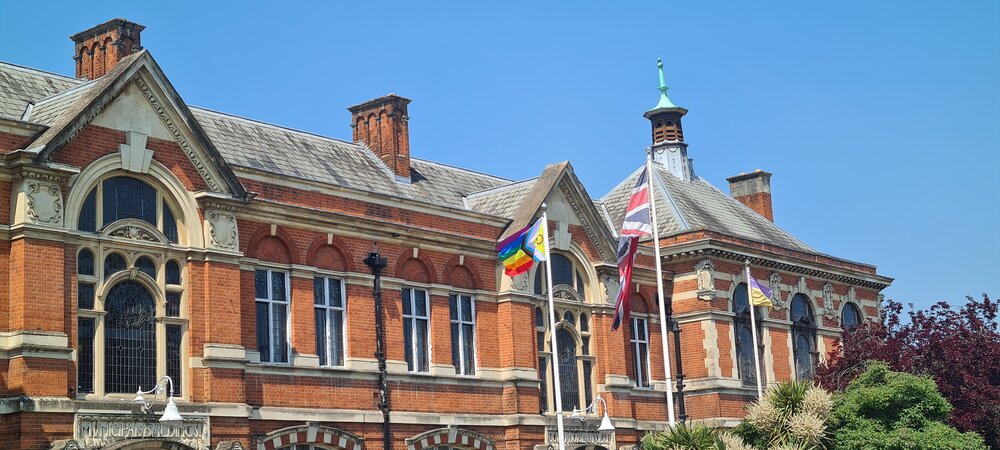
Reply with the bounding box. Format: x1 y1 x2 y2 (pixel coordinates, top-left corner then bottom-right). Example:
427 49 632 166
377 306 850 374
612 170 654 331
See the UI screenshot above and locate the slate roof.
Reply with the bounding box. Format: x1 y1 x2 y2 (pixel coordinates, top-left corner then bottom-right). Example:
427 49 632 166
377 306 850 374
465 178 538 219
191 107 511 209
602 164 814 253
0 61 82 120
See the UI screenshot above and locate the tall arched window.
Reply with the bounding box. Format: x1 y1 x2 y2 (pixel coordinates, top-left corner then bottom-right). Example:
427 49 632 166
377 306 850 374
791 294 817 380
841 303 862 330
74 174 188 398
537 309 594 413
733 283 761 387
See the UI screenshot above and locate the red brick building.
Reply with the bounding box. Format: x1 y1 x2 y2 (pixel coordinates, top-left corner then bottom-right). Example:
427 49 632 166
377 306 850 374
0 19 891 450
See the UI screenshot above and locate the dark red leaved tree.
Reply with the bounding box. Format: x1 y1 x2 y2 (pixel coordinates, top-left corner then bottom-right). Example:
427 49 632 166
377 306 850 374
816 294 1000 449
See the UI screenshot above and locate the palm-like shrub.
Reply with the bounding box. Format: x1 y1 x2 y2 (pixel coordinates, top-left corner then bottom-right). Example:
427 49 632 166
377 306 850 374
641 423 725 450
734 381 833 449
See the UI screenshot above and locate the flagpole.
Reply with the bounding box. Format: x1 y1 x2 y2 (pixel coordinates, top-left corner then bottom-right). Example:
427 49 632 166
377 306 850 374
746 259 764 399
646 148 677 427
540 205 566 450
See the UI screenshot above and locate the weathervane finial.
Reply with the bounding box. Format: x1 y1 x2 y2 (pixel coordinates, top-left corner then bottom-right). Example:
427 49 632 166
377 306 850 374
649 57 678 110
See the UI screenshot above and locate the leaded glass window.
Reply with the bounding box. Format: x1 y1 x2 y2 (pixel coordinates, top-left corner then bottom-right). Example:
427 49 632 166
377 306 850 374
104 281 156 393
533 253 586 299
78 249 96 310
255 269 289 364
314 277 345 367
791 294 817 380
557 329 579 410
78 318 95 393
166 324 182 394
402 288 430 372
733 283 761 387
77 176 183 245
449 293 475 375
631 317 651 387
135 256 156 279
104 253 126 280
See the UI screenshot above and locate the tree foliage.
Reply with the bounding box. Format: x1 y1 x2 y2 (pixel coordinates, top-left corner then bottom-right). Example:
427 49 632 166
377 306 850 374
815 294 1000 448
829 361 985 450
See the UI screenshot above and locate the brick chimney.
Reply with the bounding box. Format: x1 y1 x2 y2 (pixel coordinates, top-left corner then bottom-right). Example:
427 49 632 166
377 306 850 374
71 18 144 80
727 170 774 222
348 94 412 179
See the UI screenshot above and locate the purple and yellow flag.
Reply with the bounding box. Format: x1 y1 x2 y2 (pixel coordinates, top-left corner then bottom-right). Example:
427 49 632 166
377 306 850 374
747 267 774 307
497 218 546 277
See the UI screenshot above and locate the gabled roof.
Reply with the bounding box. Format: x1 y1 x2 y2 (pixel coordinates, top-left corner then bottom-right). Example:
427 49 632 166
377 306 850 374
10 51 249 199
602 163 814 253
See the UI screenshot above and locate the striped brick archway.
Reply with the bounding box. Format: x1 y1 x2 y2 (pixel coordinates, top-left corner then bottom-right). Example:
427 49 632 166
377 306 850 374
406 427 495 450
258 424 364 450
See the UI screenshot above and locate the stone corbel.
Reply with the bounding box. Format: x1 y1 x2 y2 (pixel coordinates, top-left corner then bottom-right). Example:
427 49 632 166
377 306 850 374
694 259 716 301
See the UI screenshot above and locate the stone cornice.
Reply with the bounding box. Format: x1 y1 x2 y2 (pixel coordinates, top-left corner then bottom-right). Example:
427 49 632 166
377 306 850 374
662 239 892 290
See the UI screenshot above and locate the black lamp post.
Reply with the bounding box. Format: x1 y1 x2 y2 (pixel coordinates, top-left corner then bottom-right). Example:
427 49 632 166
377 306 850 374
363 249 391 450
666 300 687 423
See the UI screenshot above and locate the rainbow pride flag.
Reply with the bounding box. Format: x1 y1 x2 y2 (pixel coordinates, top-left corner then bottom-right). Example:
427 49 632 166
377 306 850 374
497 218 546 277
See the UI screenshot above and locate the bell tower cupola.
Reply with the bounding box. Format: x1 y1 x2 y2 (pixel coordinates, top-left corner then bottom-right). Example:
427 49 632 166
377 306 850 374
643 58 693 181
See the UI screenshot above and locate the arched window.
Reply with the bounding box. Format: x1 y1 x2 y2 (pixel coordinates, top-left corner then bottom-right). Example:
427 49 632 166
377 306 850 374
77 176 181 244
557 329 579 410
534 253 587 300
791 294 817 380
74 175 188 399
733 283 762 387
841 303 862 330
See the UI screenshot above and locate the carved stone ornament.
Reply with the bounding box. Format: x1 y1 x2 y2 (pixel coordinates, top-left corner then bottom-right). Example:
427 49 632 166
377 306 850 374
215 441 246 450
694 259 715 301
768 272 784 309
822 283 838 318
511 272 530 291
103 218 167 244
875 293 886 321
48 440 80 450
601 273 620 306
552 284 582 302
25 180 63 224
118 130 154 174
207 210 238 250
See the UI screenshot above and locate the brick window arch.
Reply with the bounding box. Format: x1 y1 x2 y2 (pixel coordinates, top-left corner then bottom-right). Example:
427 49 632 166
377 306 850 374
406 427 495 450
264 424 363 450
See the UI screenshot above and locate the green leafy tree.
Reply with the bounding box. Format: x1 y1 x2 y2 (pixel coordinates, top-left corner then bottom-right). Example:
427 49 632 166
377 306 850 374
829 361 985 450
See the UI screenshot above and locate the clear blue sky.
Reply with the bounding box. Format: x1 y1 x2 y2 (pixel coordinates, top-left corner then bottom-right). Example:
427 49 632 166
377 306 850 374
2 1 997 309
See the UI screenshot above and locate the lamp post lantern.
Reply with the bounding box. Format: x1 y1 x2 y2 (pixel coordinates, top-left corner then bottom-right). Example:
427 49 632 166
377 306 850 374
133 375 183 426
364 248 392 450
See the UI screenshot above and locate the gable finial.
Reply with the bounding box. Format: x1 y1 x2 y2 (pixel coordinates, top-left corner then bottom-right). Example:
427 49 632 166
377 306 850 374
651 57 678 110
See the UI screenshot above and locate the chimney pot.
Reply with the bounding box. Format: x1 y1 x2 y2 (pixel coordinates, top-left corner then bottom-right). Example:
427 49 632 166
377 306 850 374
726 170 774 222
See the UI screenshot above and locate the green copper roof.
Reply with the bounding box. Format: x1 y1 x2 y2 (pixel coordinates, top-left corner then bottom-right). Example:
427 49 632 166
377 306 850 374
648 57 680 112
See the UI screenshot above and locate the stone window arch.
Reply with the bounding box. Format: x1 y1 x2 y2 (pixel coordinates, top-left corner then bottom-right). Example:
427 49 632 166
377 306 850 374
263 424 363 450
406 427 495 450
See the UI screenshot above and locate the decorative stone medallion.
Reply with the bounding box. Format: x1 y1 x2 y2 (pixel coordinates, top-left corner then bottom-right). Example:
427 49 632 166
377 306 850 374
207 210 238 250
26 180 63 224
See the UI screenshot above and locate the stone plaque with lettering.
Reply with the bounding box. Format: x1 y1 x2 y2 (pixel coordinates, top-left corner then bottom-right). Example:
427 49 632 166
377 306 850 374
75 413 210 449
546 426 615 449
